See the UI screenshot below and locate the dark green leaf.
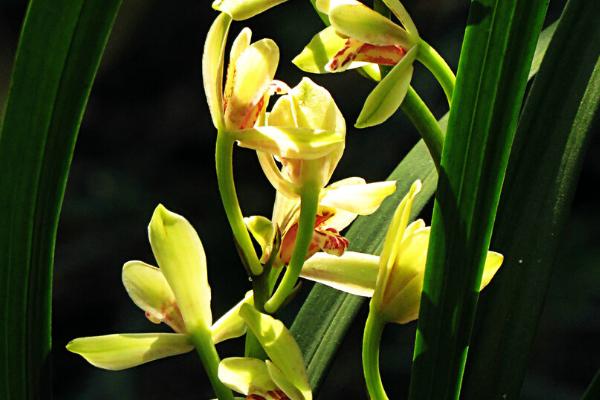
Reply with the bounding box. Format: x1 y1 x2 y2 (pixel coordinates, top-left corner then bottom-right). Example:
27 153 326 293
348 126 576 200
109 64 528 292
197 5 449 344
582 369 600 400
291 16 557 390
408 0 549 398
462 0 600 397
0 1 122 398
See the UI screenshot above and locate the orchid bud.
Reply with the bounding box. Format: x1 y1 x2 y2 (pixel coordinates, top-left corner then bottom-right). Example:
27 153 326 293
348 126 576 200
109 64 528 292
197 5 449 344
212 0 288 20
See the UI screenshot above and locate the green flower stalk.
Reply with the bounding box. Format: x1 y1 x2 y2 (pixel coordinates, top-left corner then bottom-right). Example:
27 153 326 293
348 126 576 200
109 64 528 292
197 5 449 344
66 205 256 399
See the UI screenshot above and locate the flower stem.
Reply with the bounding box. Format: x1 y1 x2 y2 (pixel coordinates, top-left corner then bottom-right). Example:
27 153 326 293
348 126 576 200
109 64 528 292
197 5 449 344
400 87 444 169
215 131 263 276
264 170 320 313
190 328 234 400
416 39 455 105
362 310 388 400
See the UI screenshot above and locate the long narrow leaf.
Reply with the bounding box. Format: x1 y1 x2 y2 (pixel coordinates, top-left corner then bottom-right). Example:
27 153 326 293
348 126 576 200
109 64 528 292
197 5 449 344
462 0 600 397
582 369 600 400
291 17 557 390
408 0 549 398
0 1 121 398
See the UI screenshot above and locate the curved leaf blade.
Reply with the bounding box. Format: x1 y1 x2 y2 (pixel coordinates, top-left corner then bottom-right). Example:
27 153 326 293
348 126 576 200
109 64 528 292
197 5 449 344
0 0 122 397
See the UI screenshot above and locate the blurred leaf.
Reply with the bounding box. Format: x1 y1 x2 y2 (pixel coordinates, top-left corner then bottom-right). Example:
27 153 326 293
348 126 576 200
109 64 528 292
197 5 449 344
582 369 600 400
0 0 121 398
409 0 549 397
462 0 600 397
290 15 557 390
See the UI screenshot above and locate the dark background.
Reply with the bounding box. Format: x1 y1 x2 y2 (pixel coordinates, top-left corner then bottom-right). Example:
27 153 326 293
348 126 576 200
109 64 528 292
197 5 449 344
0 0 597 399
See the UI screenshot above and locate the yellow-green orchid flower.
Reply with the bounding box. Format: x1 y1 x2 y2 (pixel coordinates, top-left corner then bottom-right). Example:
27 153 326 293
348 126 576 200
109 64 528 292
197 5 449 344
299 181 504 324
212 0 288 20
269 177 396 265
67 205 249 370
218 304 312 400
256 77 346 196
293 0 420 128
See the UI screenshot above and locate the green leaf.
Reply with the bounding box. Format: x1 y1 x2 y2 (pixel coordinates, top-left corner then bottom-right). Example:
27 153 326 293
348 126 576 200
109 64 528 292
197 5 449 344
290 16 556 390
462 0 600 397
409 0 549 398
582 369 600 400
0 0 121 397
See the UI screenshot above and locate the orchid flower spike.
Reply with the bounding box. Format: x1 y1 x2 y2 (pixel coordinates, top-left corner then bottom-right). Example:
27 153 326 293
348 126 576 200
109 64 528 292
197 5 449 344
67 205 250 370
294 0 420 128
219 304 312 400
300 181 504 324
248 177 396 266
212 0 289 20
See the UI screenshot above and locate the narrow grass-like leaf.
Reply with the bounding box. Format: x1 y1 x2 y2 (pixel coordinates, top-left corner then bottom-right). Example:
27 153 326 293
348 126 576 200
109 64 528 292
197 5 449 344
408 0 550 398
0 0 121 398
462 0 600 397
291 18 556 390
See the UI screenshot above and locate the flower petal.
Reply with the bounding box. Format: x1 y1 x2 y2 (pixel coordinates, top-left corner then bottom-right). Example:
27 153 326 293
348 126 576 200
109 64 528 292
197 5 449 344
321 179 396 215
211 293 253 344
148 204 212 331
292 26 371 74
244 215 277 263
232 126 345 160
202 13 232 130
480 251 504 290
121 261 185 333
381 0 418 36
66 333 192 370
224 28 252 110
373 180 421 308
300 251 379 297
218 357 277 396
382 273 423 324
225 38 279 129
288 77 346 134
328 0 413 47
212 0 289 20
355 45 417 128
266 360 308 400
239 304 312 400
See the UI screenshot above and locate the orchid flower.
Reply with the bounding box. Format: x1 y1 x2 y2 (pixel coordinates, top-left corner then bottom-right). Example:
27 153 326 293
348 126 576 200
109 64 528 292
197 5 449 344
294 0 420 128
66 205 247 398
299 181 504 324
247 177 396 266
218 304 312 400
212 0 288 20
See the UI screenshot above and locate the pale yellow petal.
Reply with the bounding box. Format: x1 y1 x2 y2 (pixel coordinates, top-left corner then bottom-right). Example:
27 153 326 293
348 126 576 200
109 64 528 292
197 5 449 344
218 357 277 396
267 361 310 400
355 45 417 128
381 0 418 36
211 293 253 344
300 251 379 297
202 13 232 130
224 28 252 107
292 26 371 74
66 333 192 370
148 204 212 331
231 126 345 160
244 216 276 263
329 1 413 47
321 180 396 215
121 261 185 332
480 251 503 290
239 304 311 400
213 0 289 20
